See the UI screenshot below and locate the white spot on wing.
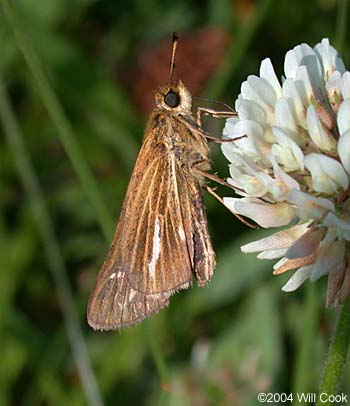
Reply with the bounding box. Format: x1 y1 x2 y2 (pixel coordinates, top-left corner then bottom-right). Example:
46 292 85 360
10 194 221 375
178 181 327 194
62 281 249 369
148 218 161 279
128 289 137 301
178 226 186 241
109 272 116 279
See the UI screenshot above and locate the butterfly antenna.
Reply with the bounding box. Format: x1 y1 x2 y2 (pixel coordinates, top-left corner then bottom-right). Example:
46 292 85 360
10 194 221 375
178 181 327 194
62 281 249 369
169 32 179 85
193 97 236 113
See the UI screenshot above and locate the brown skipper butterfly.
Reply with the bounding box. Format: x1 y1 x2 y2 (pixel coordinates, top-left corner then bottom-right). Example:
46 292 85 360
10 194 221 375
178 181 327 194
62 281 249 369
87 33 236 330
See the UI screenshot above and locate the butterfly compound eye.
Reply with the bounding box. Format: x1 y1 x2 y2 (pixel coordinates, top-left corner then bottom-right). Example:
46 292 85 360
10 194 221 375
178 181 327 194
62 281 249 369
164 91 180 108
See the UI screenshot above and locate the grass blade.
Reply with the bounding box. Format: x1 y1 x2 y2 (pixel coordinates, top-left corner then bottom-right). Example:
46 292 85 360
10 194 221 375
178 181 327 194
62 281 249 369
0 74 103 406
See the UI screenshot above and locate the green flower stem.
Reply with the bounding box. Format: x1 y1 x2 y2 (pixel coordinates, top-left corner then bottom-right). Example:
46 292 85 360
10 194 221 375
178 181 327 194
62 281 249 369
1 0 169 388
0 75 103 406
292 284 318 404
316 299 350 406
205 0 272 99
1 0 114 242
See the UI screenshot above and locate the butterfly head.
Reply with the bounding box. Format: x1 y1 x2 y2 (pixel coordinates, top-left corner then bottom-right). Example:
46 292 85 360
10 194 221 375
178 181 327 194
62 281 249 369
155 80 192 114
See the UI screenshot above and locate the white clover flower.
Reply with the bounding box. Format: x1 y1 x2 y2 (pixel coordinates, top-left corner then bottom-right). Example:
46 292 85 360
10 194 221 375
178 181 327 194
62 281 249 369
222 39 350 306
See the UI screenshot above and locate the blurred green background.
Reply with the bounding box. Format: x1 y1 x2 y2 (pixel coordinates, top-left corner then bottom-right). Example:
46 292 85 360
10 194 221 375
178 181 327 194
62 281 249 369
0 0 349 405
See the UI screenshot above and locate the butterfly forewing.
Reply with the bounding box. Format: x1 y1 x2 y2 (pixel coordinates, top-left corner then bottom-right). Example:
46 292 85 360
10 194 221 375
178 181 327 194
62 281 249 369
87 80 216 330
122 117 196 294
87 270 170 330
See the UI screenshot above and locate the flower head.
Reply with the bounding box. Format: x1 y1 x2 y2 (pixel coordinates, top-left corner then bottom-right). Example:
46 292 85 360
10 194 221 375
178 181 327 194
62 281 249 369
222 39 350 306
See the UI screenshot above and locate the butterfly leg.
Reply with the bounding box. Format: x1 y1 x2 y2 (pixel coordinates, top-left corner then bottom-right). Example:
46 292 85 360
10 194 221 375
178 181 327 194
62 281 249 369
196 107 247 144
196 107 237 129
205 185 257 228
197 168 235 189
205 134 243 143
191 160 256 228
177 115 245 144
192 161 239 190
